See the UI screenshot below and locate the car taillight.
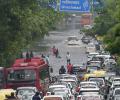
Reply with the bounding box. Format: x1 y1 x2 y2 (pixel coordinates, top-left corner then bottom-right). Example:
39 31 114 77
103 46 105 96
77 97 81 100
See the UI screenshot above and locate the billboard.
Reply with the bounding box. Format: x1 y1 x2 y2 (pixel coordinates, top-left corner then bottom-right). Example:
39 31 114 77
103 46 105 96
60 0 90 12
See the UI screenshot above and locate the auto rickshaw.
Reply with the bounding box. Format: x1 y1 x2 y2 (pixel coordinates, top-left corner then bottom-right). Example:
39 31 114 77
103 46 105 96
93 70 106 77
83 73 96 81
0 89 16 100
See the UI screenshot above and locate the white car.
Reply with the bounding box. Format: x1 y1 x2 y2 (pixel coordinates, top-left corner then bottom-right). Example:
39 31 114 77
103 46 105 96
77 94 103 100
43 95 64 100
58 74 78 82
88 77 105 87
53 88 75 100
110 88 120 100
86 43 96 54
80 81 98 89
17 87 39 100
87 52 99 61
67 36 81 46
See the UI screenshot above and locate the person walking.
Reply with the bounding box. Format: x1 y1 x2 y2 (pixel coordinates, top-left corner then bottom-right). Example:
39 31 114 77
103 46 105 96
30 51 34 58
67 62 73 74
45 55 50 66
52 46 56 56
59 66 66 74
32 92 41 100
66 52 71 64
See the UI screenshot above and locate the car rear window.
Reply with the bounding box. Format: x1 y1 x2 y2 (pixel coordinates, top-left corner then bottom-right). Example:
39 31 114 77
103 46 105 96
82 96 101 100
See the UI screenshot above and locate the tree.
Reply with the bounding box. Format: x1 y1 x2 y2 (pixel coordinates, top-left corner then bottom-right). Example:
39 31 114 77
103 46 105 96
0 0 63 67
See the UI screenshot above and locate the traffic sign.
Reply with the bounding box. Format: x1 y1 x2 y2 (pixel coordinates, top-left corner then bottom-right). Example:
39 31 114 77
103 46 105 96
60 0 90 12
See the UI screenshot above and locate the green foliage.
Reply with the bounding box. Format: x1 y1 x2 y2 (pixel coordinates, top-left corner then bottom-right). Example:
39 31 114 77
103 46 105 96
0 0 62 67
94 0 120 65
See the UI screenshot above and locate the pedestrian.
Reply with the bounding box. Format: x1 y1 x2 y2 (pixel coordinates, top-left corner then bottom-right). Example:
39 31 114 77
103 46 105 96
41 54 45 58
55 48 59 58
30 51 34 58
32 92 41 100
20 52 23 58
45 55 50 66
26 51 30 59
52 46 56 56
67 62 73 74
66 52 71 64
59 66 66 74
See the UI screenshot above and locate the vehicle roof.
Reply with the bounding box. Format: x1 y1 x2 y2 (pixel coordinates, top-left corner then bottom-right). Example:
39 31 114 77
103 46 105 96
49 85 66 88
60 79 76 82
43 95 63 98
80 81 97 84
114 88 120 90
80 87 99 91
17 87 37 90
89 52 99 55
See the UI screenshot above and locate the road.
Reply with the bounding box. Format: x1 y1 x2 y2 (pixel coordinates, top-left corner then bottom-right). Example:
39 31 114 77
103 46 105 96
32 29 87 76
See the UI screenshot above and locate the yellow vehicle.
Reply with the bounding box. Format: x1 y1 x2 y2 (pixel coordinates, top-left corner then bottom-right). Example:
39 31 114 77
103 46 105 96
0 89 16 100
93 70 106 77
83 73 96 81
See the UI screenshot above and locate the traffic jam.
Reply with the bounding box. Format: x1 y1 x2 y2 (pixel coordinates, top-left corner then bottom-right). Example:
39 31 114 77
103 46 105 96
0 35 119 100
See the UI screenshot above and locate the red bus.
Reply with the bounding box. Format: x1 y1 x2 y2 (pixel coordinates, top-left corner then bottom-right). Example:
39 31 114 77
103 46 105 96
6 57 50 94
0 67 6 89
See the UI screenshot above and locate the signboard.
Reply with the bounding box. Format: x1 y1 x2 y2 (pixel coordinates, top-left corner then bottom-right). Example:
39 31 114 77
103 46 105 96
60 0 90 12
49 0 57 10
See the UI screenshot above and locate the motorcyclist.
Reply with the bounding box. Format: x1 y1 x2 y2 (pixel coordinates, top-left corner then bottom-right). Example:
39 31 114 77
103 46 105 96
59 66 66 74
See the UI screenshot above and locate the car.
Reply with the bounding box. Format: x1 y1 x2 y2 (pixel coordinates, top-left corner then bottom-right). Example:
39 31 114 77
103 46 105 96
66 36 81 46
86 43 96 54
109 77 120 86
16 87 39 100
0 89 16 100
72 64 86 81
43 95 64 100
110 88 120 100
77 94 104 100
79 86 100 95
59 79 78 94
80 81 98 88
58 74 78 82
87 52 99 61
81 36 90 44
53 88 75 100
88 77 105 87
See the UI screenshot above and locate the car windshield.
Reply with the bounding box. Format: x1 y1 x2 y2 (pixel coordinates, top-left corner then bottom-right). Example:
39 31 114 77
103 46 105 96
80 83 96 87
82 96 101 100
68 37 78 41
7 69 36 81
63 76 76 81
114 79 120 83
17 89 35 95
44 97 62 100
115 89 120 95
89 78 104 86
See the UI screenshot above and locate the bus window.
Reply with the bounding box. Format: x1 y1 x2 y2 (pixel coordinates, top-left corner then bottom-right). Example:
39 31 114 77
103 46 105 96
7 69 36 82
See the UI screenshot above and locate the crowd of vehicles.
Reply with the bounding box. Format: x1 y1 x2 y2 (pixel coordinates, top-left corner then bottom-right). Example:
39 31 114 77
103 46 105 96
0 34 119 100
